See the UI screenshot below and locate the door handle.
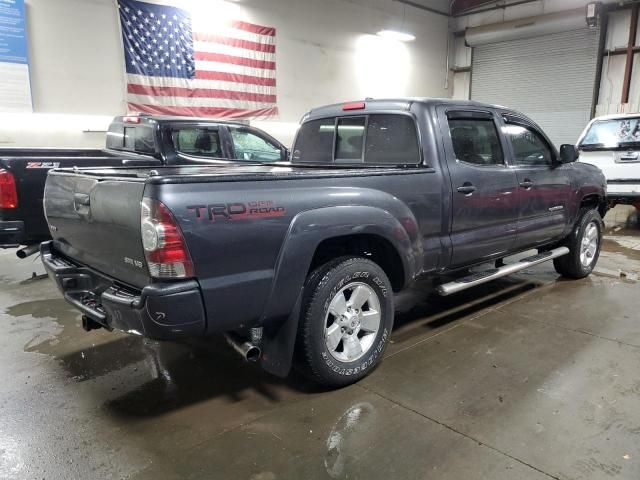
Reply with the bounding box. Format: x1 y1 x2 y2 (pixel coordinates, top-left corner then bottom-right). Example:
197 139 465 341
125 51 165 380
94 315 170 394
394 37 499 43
519 179 534 189
73 193 90 206
457 183 477 195
73 193 91 218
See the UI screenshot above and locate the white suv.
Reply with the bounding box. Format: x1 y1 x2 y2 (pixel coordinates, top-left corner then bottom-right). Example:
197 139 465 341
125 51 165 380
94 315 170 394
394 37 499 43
578 114 640 210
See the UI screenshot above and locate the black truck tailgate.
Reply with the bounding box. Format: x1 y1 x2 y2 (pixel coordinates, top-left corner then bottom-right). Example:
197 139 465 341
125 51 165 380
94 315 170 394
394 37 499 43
44 170 151 288
0 150 120 245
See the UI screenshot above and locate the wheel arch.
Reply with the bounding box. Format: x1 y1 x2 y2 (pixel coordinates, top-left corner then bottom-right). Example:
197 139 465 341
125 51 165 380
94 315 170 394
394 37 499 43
258 205 421 377
308 233 406 292
580 192 608 219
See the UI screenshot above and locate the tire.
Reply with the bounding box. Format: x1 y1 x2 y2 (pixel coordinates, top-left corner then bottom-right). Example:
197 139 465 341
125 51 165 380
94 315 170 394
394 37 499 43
297 256 394 387
553 208 603 279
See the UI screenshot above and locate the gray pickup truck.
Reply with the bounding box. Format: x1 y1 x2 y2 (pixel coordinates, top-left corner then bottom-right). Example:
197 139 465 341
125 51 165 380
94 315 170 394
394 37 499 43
41 98 607 387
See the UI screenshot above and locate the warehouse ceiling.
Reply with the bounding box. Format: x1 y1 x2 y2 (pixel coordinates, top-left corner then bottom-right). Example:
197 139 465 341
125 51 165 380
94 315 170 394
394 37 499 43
450 0 521 15
398 0 509 16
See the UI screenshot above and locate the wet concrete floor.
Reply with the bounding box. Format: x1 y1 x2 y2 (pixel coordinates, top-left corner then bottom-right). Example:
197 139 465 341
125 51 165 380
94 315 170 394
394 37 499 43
1 206 639 479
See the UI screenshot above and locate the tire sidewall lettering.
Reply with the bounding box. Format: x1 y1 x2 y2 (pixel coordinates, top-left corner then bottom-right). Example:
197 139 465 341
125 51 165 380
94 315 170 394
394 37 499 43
305 257 394 386
321 327 389 377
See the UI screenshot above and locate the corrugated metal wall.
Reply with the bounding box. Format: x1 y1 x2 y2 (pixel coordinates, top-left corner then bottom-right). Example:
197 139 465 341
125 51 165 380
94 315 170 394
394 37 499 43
471 28 600 147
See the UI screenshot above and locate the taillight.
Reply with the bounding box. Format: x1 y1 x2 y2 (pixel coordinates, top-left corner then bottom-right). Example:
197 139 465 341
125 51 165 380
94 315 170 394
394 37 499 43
0 169 18 209
141 198 194 279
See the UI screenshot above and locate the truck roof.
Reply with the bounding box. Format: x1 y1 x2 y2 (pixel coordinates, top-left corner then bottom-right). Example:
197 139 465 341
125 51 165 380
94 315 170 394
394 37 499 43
112 114 251 127
304 97 512 121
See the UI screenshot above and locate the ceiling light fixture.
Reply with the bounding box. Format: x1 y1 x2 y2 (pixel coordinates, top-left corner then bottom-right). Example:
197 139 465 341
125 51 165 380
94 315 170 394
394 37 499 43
376 29 416 42
377 2 415 42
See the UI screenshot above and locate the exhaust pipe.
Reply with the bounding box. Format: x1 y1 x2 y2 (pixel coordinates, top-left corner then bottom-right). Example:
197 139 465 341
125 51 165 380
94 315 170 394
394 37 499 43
81 315 103 332
224 332 261 362
16 244 40 259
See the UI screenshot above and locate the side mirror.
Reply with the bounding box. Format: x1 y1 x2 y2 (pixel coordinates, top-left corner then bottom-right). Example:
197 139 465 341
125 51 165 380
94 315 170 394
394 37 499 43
559 144 579 164
281 147 291 162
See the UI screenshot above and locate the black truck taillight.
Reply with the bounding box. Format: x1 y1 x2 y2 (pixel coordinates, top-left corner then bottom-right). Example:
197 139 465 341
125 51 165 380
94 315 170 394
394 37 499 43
0 169 18 209
140 197 194 279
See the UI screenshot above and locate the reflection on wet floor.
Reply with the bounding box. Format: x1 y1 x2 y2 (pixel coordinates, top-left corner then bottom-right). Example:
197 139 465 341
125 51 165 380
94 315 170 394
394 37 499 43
0 205 639 479
323 402 376 478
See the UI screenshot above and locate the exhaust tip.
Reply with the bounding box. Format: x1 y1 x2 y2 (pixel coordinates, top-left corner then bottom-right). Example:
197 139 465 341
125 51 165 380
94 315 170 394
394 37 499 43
224 333 262 362
81 315 103 332
245 346 261 362
16 244 40 259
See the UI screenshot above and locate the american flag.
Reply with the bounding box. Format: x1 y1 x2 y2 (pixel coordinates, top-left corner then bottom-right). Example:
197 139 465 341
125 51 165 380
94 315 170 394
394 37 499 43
118 0 277 119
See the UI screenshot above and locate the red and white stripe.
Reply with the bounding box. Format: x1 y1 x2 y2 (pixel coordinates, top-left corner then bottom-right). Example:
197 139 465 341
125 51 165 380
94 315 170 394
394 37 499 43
127 20 277 119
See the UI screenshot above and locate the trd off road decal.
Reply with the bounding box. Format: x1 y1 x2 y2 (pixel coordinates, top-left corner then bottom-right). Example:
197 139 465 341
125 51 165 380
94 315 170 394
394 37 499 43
187 200 286 222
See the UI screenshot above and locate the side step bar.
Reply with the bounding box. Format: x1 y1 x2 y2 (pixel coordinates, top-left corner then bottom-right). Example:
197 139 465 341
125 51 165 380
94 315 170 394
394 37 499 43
436 247 569 296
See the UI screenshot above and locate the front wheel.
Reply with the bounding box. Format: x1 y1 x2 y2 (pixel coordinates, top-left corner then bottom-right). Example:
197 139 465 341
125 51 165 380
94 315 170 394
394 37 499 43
297 257 394 387
553 208 603 279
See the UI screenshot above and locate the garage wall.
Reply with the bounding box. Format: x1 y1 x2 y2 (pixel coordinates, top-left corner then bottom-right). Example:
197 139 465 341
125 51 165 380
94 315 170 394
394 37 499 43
0 0 450 147
471 28 599 146
451 1 640 136
596 6 640 116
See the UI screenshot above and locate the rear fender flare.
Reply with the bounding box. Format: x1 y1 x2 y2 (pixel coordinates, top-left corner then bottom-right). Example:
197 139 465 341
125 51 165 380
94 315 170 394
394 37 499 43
258 205 421 377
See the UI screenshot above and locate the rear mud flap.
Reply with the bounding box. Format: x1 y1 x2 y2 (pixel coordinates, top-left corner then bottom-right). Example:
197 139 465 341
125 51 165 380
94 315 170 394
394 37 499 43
259 289 303 378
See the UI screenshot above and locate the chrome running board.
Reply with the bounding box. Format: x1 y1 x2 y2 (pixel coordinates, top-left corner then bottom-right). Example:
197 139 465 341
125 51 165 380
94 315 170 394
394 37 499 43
436 247 570 296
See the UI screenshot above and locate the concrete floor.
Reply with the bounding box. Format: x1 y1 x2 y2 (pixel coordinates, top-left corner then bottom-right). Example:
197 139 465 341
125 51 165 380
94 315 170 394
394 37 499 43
1 207 639 480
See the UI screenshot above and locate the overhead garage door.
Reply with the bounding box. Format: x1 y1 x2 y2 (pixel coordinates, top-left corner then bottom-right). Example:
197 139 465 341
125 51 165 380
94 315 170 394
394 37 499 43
471 28 599 147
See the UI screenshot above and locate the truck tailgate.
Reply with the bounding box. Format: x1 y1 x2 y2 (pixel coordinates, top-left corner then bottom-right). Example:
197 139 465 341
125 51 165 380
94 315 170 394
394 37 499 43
44 170 150 288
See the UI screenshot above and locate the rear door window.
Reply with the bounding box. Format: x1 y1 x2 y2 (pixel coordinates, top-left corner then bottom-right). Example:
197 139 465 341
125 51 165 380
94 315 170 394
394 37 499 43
171 128 223 158
229 127 282 162
292 118 335 163
448 118 504 166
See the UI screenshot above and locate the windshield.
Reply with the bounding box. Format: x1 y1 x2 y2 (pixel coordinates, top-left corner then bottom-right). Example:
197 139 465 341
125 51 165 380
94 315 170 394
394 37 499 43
580 117 640 149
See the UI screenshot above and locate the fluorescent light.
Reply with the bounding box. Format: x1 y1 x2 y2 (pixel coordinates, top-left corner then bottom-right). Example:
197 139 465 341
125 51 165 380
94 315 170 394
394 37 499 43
376 29 415 42
355 35 411 97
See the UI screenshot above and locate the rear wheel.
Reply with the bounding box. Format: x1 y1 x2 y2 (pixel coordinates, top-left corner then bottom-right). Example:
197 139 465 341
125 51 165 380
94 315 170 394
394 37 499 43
297 257 394 387
553 208 603 279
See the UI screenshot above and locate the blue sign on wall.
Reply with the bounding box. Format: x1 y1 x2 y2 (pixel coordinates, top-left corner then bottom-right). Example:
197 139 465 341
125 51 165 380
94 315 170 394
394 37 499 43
0 0 28 63
0 0 32 112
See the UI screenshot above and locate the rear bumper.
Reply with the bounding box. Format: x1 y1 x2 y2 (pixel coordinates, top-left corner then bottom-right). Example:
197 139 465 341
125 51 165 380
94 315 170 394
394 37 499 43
0 220 25 248
607 183 640 203
41 241 206 340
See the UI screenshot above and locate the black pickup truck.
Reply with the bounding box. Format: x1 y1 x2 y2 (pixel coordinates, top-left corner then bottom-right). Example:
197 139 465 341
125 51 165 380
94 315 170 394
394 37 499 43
41 98 607 387
0 115 287 256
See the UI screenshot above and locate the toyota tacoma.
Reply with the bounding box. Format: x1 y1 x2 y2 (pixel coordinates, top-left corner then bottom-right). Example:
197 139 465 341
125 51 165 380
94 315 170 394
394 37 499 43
41 99 607 387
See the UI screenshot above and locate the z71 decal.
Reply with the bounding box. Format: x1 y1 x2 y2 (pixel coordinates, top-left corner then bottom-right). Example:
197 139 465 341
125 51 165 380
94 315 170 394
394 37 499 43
187 201 286 222
26 162 60 169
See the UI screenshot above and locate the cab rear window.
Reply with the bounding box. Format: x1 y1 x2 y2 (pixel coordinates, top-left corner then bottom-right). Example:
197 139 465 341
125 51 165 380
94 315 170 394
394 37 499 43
106 123 155 154
292 118 335 163
293 114 420 165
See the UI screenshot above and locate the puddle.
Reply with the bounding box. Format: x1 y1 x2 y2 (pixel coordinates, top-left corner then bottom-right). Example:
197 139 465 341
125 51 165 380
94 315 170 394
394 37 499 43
6 298 75 321
604 235 640 252
597 230 640 283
